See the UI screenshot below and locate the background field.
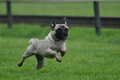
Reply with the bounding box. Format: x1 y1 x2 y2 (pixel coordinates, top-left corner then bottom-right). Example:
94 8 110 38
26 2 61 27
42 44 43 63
0 24 120 80
0 1 120 17
0 1 120 80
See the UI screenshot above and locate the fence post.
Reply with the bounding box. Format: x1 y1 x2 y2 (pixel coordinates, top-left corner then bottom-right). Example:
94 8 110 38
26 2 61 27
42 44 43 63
6 1 12 28
93 1 101 35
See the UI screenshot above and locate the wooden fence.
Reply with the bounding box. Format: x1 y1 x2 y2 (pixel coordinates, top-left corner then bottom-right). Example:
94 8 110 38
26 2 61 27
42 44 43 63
1 0 120 35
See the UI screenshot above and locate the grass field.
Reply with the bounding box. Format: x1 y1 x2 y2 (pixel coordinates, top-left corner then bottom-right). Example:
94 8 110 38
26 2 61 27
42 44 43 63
0 1 120 17
0 24 120 80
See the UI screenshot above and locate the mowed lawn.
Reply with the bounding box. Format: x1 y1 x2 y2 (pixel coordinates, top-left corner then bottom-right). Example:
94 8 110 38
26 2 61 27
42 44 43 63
0 1 120 17
0 24 120 80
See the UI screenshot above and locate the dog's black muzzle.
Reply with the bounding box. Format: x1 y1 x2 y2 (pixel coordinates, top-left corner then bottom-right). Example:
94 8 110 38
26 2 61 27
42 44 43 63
55 28 68 40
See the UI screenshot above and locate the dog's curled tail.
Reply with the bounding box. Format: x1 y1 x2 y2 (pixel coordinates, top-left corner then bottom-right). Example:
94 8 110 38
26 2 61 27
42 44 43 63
29 38 39 44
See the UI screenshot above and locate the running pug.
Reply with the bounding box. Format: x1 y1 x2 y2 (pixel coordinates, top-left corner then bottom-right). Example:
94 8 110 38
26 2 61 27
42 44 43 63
18 17 69 70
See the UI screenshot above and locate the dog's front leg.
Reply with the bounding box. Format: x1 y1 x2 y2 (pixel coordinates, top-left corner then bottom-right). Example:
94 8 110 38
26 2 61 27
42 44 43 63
47 48 61 62
60 47 67 57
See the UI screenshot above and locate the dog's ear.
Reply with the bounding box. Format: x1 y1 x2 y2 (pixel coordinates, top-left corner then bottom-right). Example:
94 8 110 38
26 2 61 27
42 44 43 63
50 20 56 30
63 17 67 26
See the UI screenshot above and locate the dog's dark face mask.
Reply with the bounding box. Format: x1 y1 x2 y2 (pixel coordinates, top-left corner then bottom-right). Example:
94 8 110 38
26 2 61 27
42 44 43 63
55 26 68 40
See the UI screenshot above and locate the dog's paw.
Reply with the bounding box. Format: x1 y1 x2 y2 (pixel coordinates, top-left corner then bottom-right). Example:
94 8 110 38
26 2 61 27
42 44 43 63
60 51 66 57
18 63 23 67
60 47 67 57
56 58 62 62
55 55 62 62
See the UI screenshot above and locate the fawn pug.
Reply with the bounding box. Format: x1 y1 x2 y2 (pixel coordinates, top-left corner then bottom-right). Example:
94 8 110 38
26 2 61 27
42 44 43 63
18 17 68 70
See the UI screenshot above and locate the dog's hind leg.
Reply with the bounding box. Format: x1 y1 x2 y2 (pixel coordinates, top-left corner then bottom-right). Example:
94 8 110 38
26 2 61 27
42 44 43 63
18 51 34 67
18 45 35 67
34 55 45 70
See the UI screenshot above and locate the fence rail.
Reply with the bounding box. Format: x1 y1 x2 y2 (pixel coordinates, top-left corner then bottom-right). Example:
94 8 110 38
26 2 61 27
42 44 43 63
1 0 119 2
0 15 120 28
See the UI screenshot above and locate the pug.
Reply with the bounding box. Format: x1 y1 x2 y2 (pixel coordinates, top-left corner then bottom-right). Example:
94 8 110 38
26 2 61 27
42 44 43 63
18 17 69 70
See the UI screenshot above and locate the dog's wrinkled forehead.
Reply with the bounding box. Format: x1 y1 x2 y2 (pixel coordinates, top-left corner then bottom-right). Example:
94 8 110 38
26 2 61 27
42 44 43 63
55 24 68 30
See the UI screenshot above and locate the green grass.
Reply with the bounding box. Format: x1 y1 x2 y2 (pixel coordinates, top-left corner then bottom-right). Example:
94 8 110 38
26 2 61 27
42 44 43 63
0 24 120 80
0 1 120 17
